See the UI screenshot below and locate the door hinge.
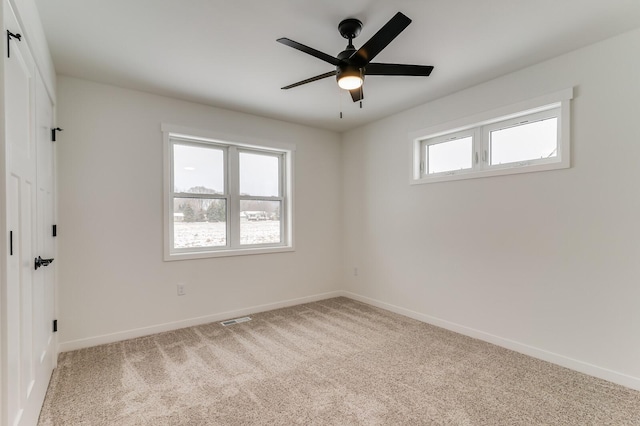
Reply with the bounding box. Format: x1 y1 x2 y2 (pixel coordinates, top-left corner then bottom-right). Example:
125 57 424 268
51 127 63 142
53 319 58 333
9 230 13 255
52 224 57 237
6 30 21 58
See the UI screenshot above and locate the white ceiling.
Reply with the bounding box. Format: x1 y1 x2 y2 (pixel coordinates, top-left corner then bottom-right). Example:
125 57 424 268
34 0 640 133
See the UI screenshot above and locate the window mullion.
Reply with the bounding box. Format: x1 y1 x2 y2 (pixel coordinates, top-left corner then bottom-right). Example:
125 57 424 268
477 126 487 171
228 146 240 249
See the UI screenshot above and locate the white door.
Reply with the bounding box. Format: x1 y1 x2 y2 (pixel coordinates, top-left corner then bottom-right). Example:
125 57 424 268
31 68 57 421
5 1 57 424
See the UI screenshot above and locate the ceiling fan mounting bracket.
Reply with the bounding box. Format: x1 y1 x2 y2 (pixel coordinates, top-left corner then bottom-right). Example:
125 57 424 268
338 18 363 41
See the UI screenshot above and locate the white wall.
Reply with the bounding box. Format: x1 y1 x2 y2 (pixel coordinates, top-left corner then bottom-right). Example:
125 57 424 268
56 76 343 350
342 28 640 389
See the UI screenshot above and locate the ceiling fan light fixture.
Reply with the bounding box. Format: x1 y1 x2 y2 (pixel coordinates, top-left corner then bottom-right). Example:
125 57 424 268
338 75 363 90
337 66 363 90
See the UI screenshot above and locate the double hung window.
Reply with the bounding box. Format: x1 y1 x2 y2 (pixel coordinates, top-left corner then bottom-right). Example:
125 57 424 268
163 125 293 260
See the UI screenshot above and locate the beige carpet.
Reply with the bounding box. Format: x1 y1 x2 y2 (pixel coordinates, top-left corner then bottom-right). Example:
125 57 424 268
39 297 640 425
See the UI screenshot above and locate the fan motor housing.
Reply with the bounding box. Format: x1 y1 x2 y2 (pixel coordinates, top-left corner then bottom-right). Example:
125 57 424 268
337 48 356 61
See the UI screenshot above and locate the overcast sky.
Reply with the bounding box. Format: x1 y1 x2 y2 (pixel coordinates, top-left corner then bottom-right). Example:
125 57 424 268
173 144 279 196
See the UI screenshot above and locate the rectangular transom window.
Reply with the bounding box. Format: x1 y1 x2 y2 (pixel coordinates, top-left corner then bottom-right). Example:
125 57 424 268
411 88 572 184
425 131 475 175
486 110 558 167
163 125 294 260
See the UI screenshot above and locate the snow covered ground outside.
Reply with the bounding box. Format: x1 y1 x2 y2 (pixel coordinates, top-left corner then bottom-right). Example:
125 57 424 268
174 220 281 248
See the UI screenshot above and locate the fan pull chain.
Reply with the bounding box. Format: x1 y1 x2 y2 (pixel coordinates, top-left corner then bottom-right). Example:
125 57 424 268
339 86 344 119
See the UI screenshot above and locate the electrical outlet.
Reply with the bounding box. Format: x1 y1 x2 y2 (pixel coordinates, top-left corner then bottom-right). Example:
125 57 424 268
177 284 186 296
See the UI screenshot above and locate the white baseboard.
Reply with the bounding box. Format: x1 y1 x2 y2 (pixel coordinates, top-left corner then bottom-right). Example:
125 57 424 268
58 290 343 353
57 289 640 391
342 291 640 391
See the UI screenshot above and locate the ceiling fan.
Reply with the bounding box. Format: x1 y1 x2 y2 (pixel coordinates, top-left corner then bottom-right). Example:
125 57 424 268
277 12 434 102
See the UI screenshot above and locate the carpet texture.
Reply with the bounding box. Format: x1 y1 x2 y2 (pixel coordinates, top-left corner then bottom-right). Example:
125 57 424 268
39 297 640 425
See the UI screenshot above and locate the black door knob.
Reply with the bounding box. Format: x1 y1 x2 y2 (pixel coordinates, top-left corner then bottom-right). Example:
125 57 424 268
34 256 54 270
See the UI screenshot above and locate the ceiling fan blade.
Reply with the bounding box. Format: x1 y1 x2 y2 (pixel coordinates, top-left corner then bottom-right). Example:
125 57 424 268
349 87 363 102
277 38 340 66
281 71 337 90
350 12 411 66
366 63 434 76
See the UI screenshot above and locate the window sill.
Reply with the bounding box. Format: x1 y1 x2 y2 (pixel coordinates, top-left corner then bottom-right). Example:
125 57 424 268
164 245 295 261
411 158 569 185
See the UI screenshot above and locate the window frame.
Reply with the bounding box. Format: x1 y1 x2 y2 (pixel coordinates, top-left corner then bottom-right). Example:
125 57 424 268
236 148 285 248
162 124 295 261
483 108 560 170
410 88 573 185
421 128 478 177
171 139 230 251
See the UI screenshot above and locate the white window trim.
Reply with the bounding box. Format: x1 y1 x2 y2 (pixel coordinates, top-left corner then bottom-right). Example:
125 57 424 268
410 88 573 185
421 128 478 178
482 108 560 170
162 124 295 261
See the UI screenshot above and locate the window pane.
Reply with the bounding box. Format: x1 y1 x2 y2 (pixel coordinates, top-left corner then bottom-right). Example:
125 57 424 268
173 144 224 194
427 136 473 174
490 118 558 165
173 198 226 248
240 200 281 245
239 152 279 197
